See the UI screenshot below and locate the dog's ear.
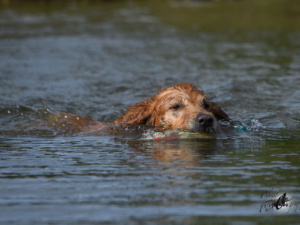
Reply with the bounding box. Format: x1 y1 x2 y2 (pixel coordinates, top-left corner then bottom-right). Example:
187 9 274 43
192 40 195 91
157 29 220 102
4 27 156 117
210 101 230 121
114 97 155 125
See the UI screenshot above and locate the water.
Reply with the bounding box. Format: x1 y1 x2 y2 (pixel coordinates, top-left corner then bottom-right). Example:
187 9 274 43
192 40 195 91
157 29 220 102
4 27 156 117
1 1 300 224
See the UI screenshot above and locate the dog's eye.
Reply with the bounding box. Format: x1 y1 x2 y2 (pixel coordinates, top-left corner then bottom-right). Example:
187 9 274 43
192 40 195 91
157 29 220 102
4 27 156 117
203 99 210 109
171 104 181 110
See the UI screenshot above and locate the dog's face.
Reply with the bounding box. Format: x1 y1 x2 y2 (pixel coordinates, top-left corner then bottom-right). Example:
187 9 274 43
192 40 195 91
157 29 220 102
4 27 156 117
153 88 216 133
151 85 229 133
115 83 229 134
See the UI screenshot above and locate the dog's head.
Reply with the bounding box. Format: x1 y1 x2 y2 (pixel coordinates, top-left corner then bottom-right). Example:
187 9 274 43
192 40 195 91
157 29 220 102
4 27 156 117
115 83 229 134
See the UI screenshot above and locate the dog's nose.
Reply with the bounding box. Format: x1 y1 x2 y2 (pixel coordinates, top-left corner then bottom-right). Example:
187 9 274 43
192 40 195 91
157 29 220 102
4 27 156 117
195 113 214 127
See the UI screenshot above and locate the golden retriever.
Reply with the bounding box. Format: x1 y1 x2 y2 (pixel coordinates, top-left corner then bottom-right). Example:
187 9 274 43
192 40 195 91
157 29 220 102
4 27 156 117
50 83 229 134
113 83 229 133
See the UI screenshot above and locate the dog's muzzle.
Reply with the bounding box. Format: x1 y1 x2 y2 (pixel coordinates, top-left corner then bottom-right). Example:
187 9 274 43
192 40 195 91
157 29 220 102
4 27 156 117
194 113 216 133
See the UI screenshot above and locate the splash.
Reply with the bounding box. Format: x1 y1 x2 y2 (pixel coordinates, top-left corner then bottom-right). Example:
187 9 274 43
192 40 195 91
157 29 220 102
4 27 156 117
249 119 266 131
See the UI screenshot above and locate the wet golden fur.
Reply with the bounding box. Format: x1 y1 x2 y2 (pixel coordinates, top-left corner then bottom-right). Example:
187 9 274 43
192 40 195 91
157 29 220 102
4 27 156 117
113 83 229 131
50 83 229 133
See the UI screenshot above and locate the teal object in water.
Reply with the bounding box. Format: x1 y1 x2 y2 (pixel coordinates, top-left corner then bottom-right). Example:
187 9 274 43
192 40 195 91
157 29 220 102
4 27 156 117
234 125 248 132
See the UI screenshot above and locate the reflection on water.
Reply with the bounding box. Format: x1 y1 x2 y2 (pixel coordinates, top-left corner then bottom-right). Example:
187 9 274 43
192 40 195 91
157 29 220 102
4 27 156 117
1 0 300 224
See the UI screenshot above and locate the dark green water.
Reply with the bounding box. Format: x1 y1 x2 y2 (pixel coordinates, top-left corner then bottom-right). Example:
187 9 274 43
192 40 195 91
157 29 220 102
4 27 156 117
1 0 300 224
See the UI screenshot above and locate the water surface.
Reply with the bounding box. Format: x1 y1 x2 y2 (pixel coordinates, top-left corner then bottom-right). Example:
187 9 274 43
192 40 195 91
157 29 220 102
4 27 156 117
1 1 300 224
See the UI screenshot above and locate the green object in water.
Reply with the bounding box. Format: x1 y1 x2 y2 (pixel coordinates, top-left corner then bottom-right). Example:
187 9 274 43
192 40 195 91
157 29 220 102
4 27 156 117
234 125 248 132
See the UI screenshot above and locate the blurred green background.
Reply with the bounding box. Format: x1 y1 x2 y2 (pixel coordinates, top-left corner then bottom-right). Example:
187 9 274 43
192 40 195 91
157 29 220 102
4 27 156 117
1 0 300 32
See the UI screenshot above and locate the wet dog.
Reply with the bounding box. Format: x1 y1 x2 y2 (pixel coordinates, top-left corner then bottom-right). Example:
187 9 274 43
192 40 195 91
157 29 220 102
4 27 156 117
50 83 229 134
113 83 229 134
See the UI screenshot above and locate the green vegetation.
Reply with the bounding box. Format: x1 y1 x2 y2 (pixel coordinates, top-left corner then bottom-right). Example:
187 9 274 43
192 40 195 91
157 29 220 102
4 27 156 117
1 0 300 31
